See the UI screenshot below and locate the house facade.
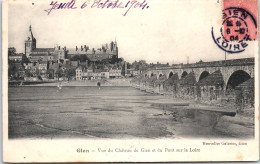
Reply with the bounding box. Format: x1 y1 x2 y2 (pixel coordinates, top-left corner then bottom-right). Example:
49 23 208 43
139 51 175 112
76 67 83 80
109 69 122 78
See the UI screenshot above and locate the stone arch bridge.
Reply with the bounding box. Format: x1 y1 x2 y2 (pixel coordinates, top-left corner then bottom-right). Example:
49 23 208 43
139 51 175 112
142 58 254 90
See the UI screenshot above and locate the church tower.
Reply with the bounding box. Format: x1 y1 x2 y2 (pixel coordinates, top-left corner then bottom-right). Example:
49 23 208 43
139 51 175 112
25 25 36 57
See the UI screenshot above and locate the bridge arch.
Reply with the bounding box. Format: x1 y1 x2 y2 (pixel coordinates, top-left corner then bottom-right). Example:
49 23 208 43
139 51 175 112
226 70 251 90
168 72 174 78
181 71 188 78
199 71 210 81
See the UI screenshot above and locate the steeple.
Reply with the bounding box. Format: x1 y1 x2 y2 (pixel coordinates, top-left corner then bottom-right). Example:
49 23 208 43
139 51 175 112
28 25 36 41
25 25 37 57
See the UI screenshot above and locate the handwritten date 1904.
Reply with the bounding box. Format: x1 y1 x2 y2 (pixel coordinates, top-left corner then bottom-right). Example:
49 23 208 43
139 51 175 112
44 0 150 16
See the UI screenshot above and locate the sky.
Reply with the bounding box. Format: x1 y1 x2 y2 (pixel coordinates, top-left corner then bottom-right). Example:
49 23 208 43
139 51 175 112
7 0 257 64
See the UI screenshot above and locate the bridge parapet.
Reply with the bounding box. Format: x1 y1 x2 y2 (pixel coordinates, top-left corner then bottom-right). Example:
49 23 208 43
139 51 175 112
148 58 254 71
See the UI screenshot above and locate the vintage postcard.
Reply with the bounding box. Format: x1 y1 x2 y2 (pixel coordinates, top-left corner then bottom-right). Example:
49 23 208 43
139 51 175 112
2 0 259 162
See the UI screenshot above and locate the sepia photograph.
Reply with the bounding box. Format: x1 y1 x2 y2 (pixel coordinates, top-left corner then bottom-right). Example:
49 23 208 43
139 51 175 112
2 0 259 162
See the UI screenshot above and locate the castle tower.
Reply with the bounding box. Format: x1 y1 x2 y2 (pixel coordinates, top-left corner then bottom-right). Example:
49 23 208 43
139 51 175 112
114 38 117 47
25 25 36 57
124 61 127 77
113 39 118 58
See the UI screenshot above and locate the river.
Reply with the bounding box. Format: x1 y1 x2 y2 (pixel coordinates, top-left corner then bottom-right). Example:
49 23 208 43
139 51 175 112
8 86 254 139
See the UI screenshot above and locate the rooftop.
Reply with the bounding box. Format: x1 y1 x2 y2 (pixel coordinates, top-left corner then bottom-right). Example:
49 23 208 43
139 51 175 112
32 48 55 52
29 53 54 56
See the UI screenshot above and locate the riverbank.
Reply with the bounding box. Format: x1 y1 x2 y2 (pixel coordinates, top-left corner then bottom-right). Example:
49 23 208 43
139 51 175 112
137 89 255 138
9 80 55 86
10 78 132 87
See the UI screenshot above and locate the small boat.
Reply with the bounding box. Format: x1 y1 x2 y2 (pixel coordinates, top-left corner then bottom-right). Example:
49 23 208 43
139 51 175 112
146 88 154 93
19 81 23 86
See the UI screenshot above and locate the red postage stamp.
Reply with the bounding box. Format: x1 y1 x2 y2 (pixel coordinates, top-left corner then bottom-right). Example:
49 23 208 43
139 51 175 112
223 0 258 41
212 0 258 53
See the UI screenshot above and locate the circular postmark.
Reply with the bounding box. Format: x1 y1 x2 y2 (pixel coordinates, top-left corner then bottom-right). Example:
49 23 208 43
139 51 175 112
212 7 257 53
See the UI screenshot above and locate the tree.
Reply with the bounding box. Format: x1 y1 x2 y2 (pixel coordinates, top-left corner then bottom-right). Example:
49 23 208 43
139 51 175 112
8 61 17 79
79 55 89 62
109 55 118 64
139 60 149 71
22 55 30 64
131 61 139 70
46 69 54 79
8 47 16 56
55 69 63 81
37 75 42 81
64 68 75 81
118 58 123 63
25 70 33 77
102 45 106 52
71 55 80 61
131 60 149 71
127 63 131 69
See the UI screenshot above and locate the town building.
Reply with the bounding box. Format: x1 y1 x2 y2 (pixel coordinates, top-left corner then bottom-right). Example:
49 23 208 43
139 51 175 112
23 63 34 70
125 70 132 77
101 71 110 79
26 63 38 77
132 70 141 77
23 62 43 77
38 61 48 75
93 72 102 79
9 53 25 62
82 71 89 80
127 69 141 77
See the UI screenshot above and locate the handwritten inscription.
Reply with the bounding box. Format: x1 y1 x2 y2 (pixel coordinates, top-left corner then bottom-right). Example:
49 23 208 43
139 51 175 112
44 0 77 15
44 0 150 16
